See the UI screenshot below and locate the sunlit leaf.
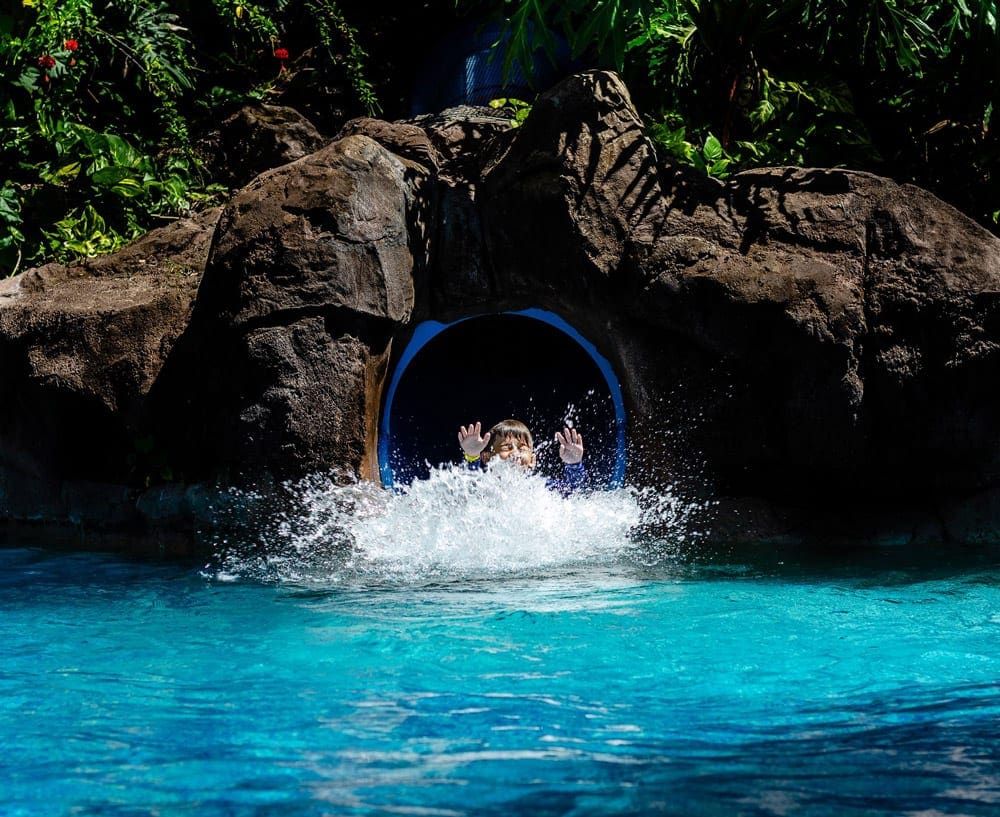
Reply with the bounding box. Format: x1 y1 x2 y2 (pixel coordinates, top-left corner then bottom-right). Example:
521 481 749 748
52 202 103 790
90 166 131 187
703 134 723 161
111 178 145 198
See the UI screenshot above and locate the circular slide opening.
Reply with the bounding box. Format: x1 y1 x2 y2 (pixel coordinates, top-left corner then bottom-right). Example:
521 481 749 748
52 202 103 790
379 309 626 488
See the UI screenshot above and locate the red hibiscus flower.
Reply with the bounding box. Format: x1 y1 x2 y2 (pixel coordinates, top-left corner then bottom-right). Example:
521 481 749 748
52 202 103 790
274 48 289 61
38 55 56 70
64 39 79 52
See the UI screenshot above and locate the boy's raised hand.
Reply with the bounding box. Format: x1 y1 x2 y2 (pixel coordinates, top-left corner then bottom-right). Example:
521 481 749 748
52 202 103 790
556 427 584 464
458 421 491 457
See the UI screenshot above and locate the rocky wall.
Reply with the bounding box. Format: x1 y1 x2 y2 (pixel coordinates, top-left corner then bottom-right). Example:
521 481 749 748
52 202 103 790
2 71 999 553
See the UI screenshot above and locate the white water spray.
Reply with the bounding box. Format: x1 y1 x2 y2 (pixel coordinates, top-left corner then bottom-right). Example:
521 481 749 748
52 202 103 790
210 463 708 585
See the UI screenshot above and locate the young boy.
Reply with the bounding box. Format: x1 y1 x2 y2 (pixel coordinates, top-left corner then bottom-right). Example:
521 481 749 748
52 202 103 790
457 419 586 492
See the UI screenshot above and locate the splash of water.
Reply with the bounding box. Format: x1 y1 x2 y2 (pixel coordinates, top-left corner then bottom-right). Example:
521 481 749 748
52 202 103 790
209 463 708 585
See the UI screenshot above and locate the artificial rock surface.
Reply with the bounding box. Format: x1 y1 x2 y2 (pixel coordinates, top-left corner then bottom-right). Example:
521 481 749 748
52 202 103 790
2 70 999 552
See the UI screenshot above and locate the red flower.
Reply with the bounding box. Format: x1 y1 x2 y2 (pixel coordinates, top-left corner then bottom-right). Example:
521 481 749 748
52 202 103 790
64 39 79 52
37 55 56 70
273 48 289 61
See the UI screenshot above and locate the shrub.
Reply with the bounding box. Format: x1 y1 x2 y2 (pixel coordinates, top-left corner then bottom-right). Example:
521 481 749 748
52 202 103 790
1 0 379 275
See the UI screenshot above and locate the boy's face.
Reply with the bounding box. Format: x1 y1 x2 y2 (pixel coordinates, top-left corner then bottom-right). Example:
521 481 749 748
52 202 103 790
485 434 536 468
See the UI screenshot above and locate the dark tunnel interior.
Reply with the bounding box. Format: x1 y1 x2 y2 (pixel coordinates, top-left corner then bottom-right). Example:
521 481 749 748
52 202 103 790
381 313 624 488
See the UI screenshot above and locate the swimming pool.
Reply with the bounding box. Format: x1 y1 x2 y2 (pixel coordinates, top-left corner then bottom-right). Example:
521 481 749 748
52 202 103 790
2 470 998 815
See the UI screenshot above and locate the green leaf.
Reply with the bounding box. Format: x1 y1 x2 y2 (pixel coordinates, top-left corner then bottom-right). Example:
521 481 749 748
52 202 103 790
52 162 82 180
709 158 730 177
74 125 108 157
111 178 145 198
105 134 142 167
703 134 723 161
16 68 40 92
91 166 131 187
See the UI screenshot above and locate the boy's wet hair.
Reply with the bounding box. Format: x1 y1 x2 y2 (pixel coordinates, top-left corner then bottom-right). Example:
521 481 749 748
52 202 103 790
486 419 533 452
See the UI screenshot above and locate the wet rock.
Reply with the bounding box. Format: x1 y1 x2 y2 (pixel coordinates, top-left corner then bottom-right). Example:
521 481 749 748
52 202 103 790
625 167 1000 507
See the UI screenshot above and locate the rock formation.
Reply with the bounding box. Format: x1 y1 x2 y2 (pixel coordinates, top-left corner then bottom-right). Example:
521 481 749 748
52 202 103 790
204 103 328 190
2 70 999 553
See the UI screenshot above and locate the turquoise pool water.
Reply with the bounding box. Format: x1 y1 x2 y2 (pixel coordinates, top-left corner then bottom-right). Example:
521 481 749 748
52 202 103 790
2 469 999 816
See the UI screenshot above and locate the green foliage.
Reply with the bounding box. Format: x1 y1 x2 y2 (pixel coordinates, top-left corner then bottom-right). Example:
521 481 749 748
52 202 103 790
493 0 649 78
488 96 532 127
647 119 733 177
0 0 381 276
129 432 176 486
200 0 381 115
0 183 25 269
1 0 211 273
305 0 381 116
477 0 1000 232
42 205 122 259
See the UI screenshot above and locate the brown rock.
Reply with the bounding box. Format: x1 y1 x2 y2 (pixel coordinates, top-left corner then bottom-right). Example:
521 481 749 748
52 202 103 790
0 208 221 527
481 72 661 301
208 103 327 189
4 70 1000 550
232 318 371 477
202 134 423 328
338 117 441 171
168 133 428 482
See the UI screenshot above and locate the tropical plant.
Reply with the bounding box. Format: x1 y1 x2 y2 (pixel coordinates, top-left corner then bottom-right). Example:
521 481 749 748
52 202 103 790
0 0 381 276
474 0 999 230
2 0 213 274
305 0 381 116
488 96 532 127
